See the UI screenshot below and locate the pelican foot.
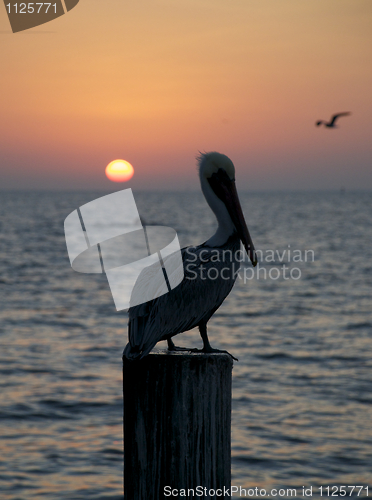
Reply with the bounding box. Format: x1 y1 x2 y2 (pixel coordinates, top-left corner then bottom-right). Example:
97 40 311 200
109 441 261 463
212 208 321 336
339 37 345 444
189 347 238 361
167 338 194 353
167 345 192 352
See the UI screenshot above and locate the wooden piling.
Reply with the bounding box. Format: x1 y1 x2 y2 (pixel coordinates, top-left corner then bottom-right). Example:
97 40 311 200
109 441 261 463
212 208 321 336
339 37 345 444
123 351 233 500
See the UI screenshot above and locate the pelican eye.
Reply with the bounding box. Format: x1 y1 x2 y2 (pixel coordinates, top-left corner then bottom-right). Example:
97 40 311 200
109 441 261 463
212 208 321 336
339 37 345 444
207 168 234 201
211 168 234 182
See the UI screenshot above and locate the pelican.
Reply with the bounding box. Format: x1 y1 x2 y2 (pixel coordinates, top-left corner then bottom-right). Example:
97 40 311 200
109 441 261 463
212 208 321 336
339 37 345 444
316 112 351 128
123 152 257 360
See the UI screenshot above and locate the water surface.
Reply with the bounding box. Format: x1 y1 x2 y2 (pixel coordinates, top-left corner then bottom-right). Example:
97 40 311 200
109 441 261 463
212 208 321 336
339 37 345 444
0 190 371 499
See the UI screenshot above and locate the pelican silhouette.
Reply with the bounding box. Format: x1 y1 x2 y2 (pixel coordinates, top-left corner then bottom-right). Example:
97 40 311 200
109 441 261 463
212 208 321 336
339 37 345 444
123 152 257 361
316 112 351 128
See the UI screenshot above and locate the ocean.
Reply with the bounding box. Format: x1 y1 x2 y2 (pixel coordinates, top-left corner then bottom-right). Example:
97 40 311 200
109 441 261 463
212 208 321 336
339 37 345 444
0 190 371 499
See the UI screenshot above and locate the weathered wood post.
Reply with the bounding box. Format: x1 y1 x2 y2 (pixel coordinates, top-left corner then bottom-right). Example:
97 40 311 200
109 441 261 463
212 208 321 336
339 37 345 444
123 351 233 500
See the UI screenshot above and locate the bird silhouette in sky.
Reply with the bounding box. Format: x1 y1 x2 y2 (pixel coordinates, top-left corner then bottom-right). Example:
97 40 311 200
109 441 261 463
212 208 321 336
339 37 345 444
316 112 351 128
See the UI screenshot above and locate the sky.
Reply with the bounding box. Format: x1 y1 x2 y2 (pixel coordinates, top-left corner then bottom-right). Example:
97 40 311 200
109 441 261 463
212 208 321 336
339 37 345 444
0 0 371 191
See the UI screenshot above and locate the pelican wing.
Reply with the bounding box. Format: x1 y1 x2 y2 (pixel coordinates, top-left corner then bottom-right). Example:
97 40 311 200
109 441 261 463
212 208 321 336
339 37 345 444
124 240 239 359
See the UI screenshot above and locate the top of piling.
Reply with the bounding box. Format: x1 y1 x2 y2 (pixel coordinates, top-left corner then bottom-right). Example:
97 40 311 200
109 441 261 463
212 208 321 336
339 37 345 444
122 348 234 367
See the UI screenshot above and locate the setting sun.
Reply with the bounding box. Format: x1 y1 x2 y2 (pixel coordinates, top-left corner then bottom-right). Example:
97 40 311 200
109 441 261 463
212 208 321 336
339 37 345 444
105 160 134 182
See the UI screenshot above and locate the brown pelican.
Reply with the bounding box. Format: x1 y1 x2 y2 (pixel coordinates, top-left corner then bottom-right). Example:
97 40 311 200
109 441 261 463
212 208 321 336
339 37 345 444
316 112 351 128
123 152 257 360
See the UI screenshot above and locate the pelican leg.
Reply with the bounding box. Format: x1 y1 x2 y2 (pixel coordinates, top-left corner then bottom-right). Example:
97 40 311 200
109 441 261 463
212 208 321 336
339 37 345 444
167 338 191 352
191 323 238 361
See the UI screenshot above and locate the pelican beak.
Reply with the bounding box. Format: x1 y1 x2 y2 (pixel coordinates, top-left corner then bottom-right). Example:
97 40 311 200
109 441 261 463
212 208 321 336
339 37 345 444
208 170 257 266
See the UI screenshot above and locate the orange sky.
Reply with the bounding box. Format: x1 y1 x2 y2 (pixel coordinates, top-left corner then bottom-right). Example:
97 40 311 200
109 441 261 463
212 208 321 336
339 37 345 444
0 0 371 190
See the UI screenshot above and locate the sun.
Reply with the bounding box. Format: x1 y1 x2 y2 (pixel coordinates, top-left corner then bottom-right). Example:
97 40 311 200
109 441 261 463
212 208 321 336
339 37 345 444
105 159 134 182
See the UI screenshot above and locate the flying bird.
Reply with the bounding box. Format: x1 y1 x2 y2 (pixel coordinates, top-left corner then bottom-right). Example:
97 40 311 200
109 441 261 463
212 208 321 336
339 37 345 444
316 112 351 128
123 152 257 360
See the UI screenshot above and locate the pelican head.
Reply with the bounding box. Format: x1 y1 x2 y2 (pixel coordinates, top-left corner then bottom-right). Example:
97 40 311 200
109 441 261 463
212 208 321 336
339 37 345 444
198 152 257 266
